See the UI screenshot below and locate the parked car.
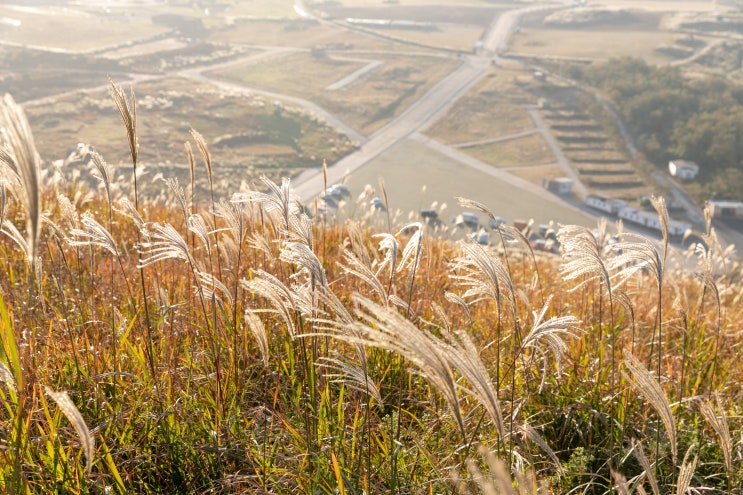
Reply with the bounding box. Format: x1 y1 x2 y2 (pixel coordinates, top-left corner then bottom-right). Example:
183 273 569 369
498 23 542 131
370 197 386 211
488 216 506 229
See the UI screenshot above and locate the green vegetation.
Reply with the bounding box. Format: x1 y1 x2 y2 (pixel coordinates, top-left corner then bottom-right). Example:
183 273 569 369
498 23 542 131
0 84 742 494
566 57 743 202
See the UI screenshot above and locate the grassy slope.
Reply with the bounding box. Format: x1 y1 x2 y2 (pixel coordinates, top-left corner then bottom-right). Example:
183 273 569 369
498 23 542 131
0 95 742 495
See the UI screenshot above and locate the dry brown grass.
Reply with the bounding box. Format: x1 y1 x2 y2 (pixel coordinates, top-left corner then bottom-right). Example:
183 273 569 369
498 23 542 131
463 133 554 168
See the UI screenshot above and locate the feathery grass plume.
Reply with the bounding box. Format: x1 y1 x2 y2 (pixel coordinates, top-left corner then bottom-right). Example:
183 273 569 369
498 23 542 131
623 352 677 464
520 423 564 476
445 291 472 323
0 179 8 228
378 176 391 231
163 177 189 225
611 470 632 495
613 289 637 349
285 209 314 249
242 269 297 337
187 213 213 259
0 94 42 271
632 439 661 495
374 232 399 285
247 231 274 258
557 224 612 294
520 296 582 382
335 295 466 438
339 248 387 301
214 199 248 257
243 310 269 367
0 360 16 393
450 240 516 314
45 387 95 476
698 396 732 479
280 241 327 290
318 357 383 407
137 222 197 269
397 222 423 274
89 151 115 207
432 302 452 332
233 176 298 232
457 197 541 299
190 129 213 190
1 219 30 259
443 329 505 441
115 197 146 233
196 270 234 307
68 212 119 256
346 220 372 268
696 269 723 392
650 196 669 260
56 193 80 231
608 232 664 291
108 79 137 170
676 445 697 495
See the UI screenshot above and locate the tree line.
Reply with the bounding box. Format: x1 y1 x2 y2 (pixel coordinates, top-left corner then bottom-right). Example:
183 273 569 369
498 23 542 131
565 57 743 202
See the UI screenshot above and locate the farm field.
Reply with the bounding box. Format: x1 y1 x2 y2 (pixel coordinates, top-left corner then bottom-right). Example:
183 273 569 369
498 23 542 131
462 132 554 168
424 69 536 144
212 51 461 135
25 76 355 196
0 5 168 52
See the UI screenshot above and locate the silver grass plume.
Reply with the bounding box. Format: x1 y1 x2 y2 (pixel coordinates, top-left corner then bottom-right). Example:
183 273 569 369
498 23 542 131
698 396 732 478
1 219 30 260
45 387 95 476
676 445 697 495
339 248 387 301
214 200 248 259
115 197 146 233
233 176 299 232
89 151 115 207
445 291 472 323
242 269 297 337
397 222 423 275
450 240 516 314
443 329 505 440
280 241 327 290
108 79 137 168
337 295 466 437
190 128 213 189
243 310 269 367
164 177 188 225
319 357 383 407
623 353 677 464
187 213 213 259
138 222 198 269
374 232 398 282
0 360 16 393
557 224 612 295
632 439 660 495
196 270 234 306
520 296 582 381
520 423 564 476
608 232 664 291
0 94 42 271
68 212 119 256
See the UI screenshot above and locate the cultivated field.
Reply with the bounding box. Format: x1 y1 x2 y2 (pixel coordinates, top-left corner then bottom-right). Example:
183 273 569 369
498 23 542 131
213 51 461 135
462 132 554 168
424 69 536 144
0 5 168 52
25 77 355 196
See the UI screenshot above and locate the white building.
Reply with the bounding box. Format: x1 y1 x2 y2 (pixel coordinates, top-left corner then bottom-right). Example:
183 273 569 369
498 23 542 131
543 177 574 195
668 159 700 181
708 200 743 219
585 194 627 215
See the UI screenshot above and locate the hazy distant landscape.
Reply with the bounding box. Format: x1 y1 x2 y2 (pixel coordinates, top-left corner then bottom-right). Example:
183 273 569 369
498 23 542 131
3 1 743 494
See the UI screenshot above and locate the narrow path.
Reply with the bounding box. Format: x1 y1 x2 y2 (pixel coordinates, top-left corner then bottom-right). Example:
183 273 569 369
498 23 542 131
326 58 383 91
454 128 540 149
527 106 589 199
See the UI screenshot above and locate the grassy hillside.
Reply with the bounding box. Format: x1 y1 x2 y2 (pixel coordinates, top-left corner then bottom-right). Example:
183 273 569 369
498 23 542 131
0 86 742 494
